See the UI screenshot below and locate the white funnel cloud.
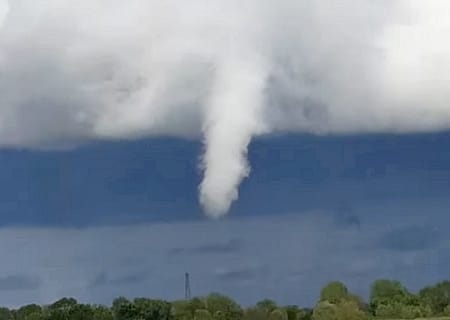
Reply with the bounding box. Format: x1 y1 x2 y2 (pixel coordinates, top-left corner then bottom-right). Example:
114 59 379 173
0 0 7 27
0 0 449 217
200 51 269 217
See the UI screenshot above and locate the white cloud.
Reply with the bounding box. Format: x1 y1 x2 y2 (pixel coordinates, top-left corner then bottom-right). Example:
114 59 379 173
0 0 449 216
0 0 7 27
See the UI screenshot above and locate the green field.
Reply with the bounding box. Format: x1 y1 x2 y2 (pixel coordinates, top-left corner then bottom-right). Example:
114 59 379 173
381 318 450 320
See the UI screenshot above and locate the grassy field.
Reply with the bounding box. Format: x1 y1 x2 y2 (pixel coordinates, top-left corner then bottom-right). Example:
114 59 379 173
382 318 450 320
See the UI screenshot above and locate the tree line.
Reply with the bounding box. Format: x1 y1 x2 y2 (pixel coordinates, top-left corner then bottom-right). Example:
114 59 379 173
1 279 450 320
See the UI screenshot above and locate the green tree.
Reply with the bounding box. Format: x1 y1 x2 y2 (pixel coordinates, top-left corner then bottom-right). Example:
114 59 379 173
190 298 207 316
268 309 287 320
92 305 114 320
194 310 213 320
66 304 94 320
255 300 277 314
369 279 408 314
243 308 269 320
444 304 450 316
13 304 42 320
112 298 137 320
0 308 12 320
369 279 435 319
283 306 298 320
312 300 366 320
133 298 172 320
48 298 78 310
24 312 45 320
312 302 335 320
204 294 242 320
370 280 406 304
172 300 193 320
172 297 208 320
333 300 367 320
373 301 430 319
419 281 450 315
45 302 95 320
295 309 312 320
112 297 130 314
319 282 349 304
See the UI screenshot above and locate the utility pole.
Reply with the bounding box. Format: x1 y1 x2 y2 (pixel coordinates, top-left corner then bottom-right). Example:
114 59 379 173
185 272 191 300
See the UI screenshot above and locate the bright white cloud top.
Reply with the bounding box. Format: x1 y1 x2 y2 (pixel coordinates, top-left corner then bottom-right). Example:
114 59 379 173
0 0 449 217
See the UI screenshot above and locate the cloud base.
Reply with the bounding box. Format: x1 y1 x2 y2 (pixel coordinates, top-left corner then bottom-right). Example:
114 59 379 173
0 0 449 216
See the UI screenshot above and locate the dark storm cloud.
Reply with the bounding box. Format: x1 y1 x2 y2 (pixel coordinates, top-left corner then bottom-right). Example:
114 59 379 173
89 271 148 288
214 265 269 282
1 206 450 307
169 238 244 256
379 225 441 252
333 203 361 229
0 275 40 291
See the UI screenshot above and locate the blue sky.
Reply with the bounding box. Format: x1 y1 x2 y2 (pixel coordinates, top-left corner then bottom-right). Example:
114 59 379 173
1 132 450 307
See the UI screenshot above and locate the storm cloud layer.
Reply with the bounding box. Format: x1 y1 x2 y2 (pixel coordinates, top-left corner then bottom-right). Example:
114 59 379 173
0 0 449 217
1 208 449 307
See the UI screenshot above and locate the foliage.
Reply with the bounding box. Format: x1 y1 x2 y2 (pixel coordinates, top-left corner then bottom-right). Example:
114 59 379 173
204 293 242 320
13 304 43 320
315 281 368 320
0 308 13 320
295 308 312 320
283 306 299 320
172 298 210 320
369 279 421 318
172 300 193 320
256 300 277 314
113 298 138 320
420 281 450 315
49 298 78 310
2 278 450 320
370 280 408 308
312 300 367 320
374 300 432 319
194 309 213 320
243 307 269 320
269 309 287 320
91 305 114 320
134 298 173 320
444 304 450 316
319 282 349 304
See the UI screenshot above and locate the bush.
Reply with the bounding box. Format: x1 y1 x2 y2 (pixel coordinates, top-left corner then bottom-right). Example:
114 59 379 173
444 304 450 316
269 309 288 320
312 300 367 320
374 301 432 319
319 282 349 304
243 307 269 320
194 309 213 320
296 309 312 320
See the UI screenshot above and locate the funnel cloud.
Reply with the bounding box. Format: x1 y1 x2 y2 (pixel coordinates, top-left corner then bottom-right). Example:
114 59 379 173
0 0 449 217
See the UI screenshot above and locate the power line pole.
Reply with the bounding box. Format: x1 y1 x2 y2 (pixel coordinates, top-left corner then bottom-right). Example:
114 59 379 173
185 272 191 300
